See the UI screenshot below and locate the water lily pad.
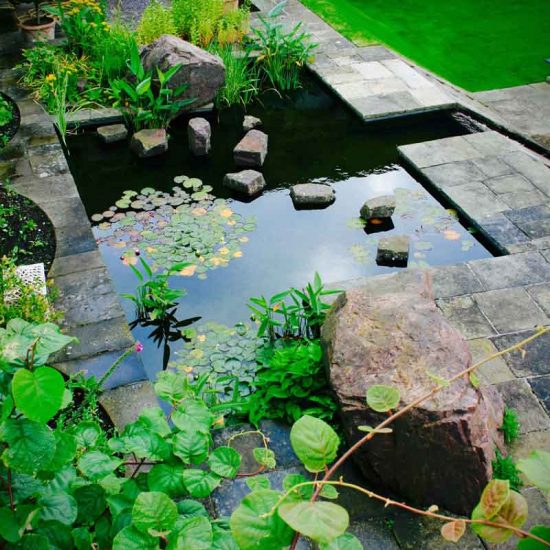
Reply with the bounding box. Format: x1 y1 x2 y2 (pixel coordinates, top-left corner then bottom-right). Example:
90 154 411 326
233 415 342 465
174 175 188 184
141 187 155 195
91 214 103 222
346 218 366 230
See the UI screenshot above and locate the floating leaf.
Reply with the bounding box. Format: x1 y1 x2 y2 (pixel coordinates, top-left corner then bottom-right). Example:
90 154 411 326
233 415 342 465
443 229 461 241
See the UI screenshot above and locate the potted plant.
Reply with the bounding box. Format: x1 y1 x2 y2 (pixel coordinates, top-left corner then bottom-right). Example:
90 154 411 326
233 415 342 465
0 92 20 149
18 0 56 42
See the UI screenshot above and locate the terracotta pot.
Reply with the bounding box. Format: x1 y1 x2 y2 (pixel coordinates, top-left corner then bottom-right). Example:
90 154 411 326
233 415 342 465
18 13 56 43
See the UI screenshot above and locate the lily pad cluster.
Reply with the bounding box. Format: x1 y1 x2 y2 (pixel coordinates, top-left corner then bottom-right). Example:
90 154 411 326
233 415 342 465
173 321 263 397
92 176 257 279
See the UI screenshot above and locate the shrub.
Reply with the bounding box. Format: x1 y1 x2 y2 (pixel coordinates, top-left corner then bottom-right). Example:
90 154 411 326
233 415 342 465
136 0 177 45
492 449 523 491
500 406 520 445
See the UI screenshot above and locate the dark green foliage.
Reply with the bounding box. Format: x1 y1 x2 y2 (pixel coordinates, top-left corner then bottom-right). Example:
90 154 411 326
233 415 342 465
492 450 523 492
246 339 338 426
501 407 521 445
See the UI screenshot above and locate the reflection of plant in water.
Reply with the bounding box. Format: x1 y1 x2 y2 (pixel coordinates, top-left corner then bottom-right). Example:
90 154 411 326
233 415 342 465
122 257 200 369
93 176 256 279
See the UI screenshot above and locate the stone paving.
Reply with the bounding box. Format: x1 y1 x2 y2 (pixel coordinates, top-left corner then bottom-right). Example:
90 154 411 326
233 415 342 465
0 64 158 426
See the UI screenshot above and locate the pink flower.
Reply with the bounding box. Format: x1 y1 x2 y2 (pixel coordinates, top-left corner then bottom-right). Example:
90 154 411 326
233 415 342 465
135 341 144 353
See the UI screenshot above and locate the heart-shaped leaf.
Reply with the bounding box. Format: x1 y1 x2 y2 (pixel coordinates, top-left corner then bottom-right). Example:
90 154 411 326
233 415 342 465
366 385 400 413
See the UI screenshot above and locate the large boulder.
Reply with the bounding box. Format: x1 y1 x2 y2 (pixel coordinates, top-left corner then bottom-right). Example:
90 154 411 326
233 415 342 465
140 35 225 111
321 273 504 515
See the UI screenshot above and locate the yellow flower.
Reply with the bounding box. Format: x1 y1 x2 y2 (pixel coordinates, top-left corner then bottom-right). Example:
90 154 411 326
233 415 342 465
45 73 56 82
218 247 229 256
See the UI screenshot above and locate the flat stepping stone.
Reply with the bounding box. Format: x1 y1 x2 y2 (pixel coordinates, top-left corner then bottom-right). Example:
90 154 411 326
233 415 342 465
130 129 168 158
376 234 409 266
361 194 396 220
234 129 268 167
223 170 266 196
243 115 262 132
290 183 335 207
97 124 127 143
188 117 211 156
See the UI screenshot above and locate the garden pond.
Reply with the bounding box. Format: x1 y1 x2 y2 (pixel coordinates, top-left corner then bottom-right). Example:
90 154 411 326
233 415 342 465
66 77 493 384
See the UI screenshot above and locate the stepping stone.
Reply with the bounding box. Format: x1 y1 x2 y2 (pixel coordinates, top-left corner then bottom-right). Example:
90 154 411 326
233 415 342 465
243 115 262 132
290 183 335 207
376 235 409 266
360 194 396 220
234 129 268 167
187 117 211 156
97 124 127 144
130 129 168 158
223 170 266 196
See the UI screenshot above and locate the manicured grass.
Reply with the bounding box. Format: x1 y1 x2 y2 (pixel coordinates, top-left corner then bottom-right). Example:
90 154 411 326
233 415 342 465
300 0 550 91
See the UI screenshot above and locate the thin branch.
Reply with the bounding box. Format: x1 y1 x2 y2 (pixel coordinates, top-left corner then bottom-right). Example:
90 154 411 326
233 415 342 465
7 469 14 512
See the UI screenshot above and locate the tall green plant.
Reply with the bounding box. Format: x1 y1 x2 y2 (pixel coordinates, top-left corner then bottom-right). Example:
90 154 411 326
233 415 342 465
136 0 177 45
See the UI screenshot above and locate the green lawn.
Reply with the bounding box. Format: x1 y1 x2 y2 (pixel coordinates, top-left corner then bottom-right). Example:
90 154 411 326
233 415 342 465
300 0 550 92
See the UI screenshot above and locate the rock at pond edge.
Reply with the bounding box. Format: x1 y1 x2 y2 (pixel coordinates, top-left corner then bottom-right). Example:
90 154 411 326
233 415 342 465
97 123 127 144
130 129 168 158
290 183 335 207
223 170 266 196
234 129 268 168
188 117 211 156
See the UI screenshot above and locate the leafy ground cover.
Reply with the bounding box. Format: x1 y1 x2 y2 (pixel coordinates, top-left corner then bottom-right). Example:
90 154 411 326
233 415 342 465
300 0 550 91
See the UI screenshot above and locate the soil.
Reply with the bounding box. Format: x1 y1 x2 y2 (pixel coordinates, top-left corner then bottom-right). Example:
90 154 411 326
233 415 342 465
0 185 56 269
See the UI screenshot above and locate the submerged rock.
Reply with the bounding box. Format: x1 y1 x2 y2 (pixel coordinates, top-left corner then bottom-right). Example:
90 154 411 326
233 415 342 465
234 129 268 167
97 123 127 144
360 195 396 220
141 35 225 112
321 274 504 514
376 235 409 265
188 117 211 156
130 129 168 158
290 183 335 207
223 170 266 196
243 115 262 132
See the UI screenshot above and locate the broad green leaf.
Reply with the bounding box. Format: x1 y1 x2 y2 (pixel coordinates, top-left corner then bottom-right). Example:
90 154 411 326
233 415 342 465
73 421 101 448
320 532 363 549
517 525 550 549
366 385 400 412
108 423 171 461
182 469 221 498
39 492 78 525
74 484 107 523
441 520 466 542
518 450 550 494
154 371 187 402
72 526 93 550
212 526 239 550
113 524 159 550
1 418 56 473
139 407 171 437
78 450 122 480
12 366 65 423
479 479 510 519
177 499 208 519
290 415 339 473
171 399 213 434
279 501 349 543
132 491 178 535
209 446 241 478
173 428 210 464
19 533 50 549
167 516 212 550
0 505 38 543
246 476 271 492
35 520 73 549
148 464 187 497
230 489 294 550
43 431 77 471
253 448 276 469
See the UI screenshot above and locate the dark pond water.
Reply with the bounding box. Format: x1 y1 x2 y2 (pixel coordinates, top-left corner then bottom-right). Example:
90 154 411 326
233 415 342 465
66 77 492 379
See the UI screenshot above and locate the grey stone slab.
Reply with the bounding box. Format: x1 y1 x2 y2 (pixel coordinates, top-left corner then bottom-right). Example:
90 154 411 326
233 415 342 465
491 330 550 377
57 290 123 327
54 223 97 258
503 151 550 196
471 156 515 178
443 182 509 219
436 295 496 339
422 160 487 190
381 59 435 89
467 338 516 385
543 250 550 263
11 174 79 203
399 136 482 169
48 250 105 278
430 263 484 298
484 173 535 195
348 520 400 549
38 197 91 233
526 283 550 316
505 205 550 239
478 213 530 249
462 131 522 157
529 375 550 414
56 348 147 390
53 316 134 362
499 188 548 210
100 381 159 430
468 252 550 290
496 379 550 433
473 288 548 333
28 149 69 178
347 92 421 120
51 267 114 300
356 46 395 62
